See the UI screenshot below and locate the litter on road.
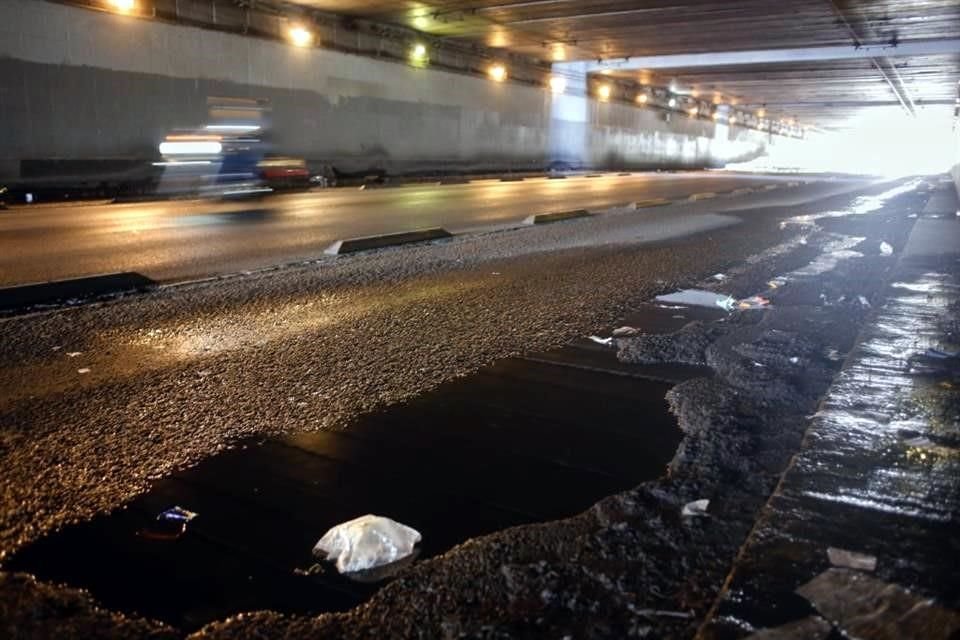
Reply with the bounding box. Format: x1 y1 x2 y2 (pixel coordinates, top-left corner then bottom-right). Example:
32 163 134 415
826 547 877 572
588 336 614 346
656 289 736 311
737 295 770 309
681 499 710 517
138 506 198 541
313 514 421 574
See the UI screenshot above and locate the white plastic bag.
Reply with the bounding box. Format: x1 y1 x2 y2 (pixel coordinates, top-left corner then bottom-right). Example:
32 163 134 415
313 514 421 574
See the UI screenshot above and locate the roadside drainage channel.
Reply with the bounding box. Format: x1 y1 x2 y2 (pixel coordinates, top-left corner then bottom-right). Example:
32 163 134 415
4 303 722 632
700 194 960 639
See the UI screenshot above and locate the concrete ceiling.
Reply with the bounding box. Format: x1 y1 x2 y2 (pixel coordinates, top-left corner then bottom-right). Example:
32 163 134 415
285 0 960 129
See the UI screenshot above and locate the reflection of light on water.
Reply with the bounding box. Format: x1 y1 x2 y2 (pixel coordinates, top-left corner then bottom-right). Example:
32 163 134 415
798 270 960 523
782 180 921 227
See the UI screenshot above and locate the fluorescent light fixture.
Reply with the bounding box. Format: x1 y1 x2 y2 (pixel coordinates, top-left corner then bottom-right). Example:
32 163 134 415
159 141 223 155
205 125 260 132
548 76 567 94
288 25 314 47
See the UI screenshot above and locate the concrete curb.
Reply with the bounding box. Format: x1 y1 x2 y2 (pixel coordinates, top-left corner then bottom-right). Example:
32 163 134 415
688 192 717 201
0 272 158 314
523 209 591 225
324 228 453 255
499 176 525 182
633 198 672 208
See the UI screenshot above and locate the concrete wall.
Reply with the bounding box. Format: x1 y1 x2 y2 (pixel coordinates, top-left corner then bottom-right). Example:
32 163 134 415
0 0 775 183
952 127 960 199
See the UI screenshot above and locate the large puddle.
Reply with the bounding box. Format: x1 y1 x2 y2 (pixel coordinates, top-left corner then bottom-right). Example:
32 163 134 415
5 304 722 630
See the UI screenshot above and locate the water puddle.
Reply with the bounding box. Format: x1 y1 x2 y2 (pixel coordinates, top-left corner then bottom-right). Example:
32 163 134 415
5 303 709 630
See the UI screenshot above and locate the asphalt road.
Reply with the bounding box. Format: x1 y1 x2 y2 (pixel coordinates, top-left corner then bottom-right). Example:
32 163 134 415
0 171 819 286
5 176 917 637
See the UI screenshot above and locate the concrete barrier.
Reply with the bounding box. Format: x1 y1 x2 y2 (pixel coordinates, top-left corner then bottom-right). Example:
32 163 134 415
634 198 672 208
523 209 591 225
0 272 157 314
325 228 453 255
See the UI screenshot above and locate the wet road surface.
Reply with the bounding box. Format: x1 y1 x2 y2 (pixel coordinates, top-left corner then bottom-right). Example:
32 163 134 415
7 176 940 639
701 185 960 640
0 172 831 286
7 303 720 629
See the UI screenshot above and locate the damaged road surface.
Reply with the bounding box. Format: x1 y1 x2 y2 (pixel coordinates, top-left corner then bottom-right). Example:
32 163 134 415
1 177 958 639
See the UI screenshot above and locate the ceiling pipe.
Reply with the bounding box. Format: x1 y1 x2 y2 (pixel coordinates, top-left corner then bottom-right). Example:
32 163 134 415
825 0 916 117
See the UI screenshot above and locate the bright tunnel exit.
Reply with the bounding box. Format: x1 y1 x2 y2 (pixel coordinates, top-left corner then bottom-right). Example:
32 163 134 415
738 109 959 177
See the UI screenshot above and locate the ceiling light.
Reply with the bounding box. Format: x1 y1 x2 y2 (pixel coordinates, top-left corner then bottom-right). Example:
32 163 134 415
288 25 314 47
688 107 698 117
757 108 766 118
488 64 507 82
549 76 567 94
712 112 720 120
411 43 428 60
668 97 677 108
637 93 648 104
598 84 612 100
729 116 737 125
107 0 135 11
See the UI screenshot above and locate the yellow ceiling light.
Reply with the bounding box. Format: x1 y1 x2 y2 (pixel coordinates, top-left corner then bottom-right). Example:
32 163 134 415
636 93 648 104
757 108 766 118
107 0 135 11
288 25 314 47
488 64 508 82
688 107 698 117
549 75 567 94
597 84 612 100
